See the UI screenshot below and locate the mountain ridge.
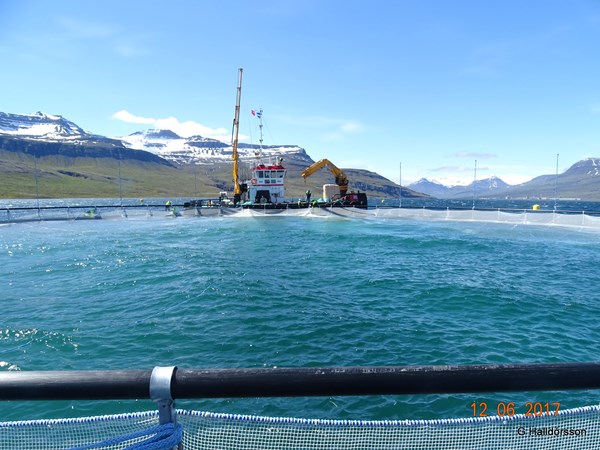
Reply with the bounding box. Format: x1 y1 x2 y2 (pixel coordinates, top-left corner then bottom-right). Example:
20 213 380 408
2 111 600 200
0 111 417 199
409 159 600 200
409 176 511 198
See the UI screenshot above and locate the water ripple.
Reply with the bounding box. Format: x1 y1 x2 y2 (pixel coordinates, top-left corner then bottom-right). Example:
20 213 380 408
1 217 600 420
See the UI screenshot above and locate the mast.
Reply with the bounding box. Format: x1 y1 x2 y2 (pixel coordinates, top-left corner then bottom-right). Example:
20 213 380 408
251 108 264 166
554 153 559 211
399 162 402 208
257 108 263 153
232 68 243 203
472 159 477 210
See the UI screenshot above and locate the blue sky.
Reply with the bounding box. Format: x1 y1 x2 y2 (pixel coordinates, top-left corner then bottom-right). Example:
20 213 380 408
1 0 600 185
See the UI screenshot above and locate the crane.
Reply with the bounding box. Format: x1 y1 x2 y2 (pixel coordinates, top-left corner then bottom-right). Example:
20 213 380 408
231 68 244 204
301 159 349 196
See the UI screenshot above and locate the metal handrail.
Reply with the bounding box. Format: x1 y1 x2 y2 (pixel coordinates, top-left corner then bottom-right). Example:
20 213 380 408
2 362 600 401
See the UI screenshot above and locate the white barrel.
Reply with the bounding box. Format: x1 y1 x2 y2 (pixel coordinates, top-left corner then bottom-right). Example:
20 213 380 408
322 184 340 201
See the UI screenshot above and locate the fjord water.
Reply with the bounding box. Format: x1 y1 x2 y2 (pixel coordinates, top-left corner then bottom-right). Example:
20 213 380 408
2 212 600 422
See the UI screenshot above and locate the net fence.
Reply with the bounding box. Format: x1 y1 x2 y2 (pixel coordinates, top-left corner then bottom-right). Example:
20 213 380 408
371 207 600 229
2 405 600 450
4 205 600 231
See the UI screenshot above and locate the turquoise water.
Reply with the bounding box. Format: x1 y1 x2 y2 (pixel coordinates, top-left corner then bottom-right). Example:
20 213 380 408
2 211 600 422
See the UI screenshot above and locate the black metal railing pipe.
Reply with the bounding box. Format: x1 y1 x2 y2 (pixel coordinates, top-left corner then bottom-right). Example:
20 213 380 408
0 369 151 400
2 362 600 401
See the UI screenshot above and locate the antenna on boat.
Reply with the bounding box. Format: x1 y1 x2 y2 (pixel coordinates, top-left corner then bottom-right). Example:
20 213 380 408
472 159 477 210
117 149 123 208
257 108 264 152
231 68 243 204
399 162 402 208
252 108 264 164
33 153 41 219
554 153 559 211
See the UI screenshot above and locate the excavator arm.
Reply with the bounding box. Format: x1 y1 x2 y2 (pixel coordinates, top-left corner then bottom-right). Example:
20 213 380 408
301 159 349 196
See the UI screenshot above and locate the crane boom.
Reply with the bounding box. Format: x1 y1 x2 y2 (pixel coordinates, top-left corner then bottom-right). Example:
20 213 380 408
301 159 349 196
231 68 243 203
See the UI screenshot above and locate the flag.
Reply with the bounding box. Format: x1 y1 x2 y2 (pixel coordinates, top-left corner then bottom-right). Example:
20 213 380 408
252 110 262 118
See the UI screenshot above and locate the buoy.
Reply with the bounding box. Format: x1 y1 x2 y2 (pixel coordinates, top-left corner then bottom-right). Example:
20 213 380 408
532 204 540 210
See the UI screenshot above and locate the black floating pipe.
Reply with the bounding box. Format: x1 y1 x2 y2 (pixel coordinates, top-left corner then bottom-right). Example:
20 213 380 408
0 370 151 401
2 363 600 401
174 363 600 398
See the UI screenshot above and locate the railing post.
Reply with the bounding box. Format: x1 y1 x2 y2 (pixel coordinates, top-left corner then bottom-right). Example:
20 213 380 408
150 366 177 425
150 366 181 449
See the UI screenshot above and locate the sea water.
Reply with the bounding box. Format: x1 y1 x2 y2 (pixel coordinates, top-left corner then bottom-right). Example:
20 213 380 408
2 203 600 422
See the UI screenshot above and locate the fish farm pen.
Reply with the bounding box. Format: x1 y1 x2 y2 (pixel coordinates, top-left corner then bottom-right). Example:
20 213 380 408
3 201 600 230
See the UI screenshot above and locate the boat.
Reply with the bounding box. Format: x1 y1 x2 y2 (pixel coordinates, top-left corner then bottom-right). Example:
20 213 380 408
230 69 367 210
184 68 367 214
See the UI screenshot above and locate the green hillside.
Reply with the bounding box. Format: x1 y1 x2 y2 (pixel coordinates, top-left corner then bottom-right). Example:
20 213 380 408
0 149 416 200
0 150 206 199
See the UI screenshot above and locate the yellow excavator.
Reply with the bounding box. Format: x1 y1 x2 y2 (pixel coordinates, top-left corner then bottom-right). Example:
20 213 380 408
301 159 349 196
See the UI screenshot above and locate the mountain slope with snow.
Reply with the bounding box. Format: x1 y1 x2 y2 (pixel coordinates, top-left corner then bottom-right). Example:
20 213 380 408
3 111 600 200
117 129 308 165
0 111 416 199
0 112 173 166
499 157 600 199
0 111 88 139
407 178 451 197
408 176 511 198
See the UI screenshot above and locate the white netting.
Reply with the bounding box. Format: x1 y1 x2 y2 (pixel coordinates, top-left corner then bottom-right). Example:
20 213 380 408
2 406 600 449
370 207 600 230
0 412 159 449
4 205 600 230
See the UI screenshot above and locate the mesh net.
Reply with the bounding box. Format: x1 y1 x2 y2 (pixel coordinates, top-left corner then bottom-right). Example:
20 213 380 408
2 406 600 450
371 207 600 229
5 205 600 231
285 206 600 230
0 412 159 449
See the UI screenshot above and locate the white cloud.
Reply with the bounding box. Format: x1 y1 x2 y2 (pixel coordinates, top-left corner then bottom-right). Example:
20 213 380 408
56 17 149 58
154 117 229 138
56 17 114 39
111 110 231 139
340 121 363 133
453 151 497 159
112 110 155 125
501 174 533 185
114 43 149 57
431 164 485 173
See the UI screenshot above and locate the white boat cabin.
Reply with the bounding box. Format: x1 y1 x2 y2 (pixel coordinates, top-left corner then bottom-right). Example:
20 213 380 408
245 159 286 204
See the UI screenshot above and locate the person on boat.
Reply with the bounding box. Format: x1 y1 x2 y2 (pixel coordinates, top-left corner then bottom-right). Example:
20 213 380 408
306 190 312 202
84 208 97 218
165 200 172 211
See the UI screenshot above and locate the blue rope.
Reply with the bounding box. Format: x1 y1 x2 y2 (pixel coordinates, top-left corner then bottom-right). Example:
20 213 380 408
69 422 183 450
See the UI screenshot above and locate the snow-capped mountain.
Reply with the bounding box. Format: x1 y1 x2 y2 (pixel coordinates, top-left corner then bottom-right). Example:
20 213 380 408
4 111 600 200
565 157 600 177
118 128 307 165
0 112 309 165
0 111 87 140
407 178 451 198
409 175 510 198
474 175 509 190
